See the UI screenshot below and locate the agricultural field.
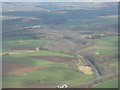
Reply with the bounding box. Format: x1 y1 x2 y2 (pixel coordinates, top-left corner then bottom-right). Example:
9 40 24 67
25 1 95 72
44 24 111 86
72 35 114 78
2 35 54 51
90 36 118 54
92 78 118 88
2 49 93 88
108 58 119 69
2 2 118 88
3 35 35 41
1 16 21 20
2 34 93 88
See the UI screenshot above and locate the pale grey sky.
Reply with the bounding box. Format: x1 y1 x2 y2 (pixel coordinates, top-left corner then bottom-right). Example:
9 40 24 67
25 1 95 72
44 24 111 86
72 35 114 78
1 0 119 2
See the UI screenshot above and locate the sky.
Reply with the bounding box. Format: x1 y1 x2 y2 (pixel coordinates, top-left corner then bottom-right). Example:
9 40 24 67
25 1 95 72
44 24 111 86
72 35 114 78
1 0 119 2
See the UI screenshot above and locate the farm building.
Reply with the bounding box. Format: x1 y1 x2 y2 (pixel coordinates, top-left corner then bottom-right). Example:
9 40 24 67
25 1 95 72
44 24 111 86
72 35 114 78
56 84 70 88
0 52 9 56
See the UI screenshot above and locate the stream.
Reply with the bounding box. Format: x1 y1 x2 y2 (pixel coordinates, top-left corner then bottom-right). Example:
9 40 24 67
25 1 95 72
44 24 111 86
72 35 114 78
77 54 101 78
85 58 101 77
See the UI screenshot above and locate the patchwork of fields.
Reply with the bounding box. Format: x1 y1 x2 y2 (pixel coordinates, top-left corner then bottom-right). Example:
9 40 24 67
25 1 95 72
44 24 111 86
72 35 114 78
3 50 93 88
2 35 53 51
2 30 118 88
2 2 118 88
2 35 93 88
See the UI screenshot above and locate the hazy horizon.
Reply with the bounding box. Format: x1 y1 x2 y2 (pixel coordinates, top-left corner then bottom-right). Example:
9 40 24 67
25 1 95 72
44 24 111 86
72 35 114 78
1 0 119 2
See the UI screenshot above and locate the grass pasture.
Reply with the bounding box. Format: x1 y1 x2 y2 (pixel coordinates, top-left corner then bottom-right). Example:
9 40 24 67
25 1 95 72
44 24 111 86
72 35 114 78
90 36 118 54
3 35 35 42
2 31 93 88
3 39 54 51
2 49 93 87
109 58 118 69
2 35 54 52
2 16 21 20
92 78 118 88
3 40 53 48
7 50 74 57
3 67 93 87
2 54 69 68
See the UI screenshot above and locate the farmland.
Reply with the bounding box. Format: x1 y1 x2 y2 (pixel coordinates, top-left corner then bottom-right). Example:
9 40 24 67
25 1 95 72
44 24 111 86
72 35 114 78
3 66 93 87
90 36 118 54
92 78 118 88
2 35 54 51
2 2 118 88
2 35 93 87
2 49 93 87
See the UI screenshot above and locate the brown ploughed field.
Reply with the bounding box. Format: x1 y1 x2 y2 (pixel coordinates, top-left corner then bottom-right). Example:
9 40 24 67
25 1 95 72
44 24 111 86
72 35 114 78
3 62 45 75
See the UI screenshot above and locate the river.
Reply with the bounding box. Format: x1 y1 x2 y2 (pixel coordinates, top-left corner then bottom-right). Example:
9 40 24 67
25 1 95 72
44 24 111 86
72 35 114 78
77 54 101 77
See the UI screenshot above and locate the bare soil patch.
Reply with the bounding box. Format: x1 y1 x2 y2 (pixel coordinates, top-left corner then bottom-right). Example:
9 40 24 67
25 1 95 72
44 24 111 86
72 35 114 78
31 56 74 63
3 62 45 75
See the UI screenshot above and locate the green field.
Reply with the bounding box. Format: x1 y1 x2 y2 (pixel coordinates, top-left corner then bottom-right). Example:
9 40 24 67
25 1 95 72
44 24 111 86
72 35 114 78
92 78 118 88
109 58 118 69
2 35 54 51
3 35 35 42
3 50 73 66
95 36 118 47
3 67 93 86
11 50 74 57
2 16 21 20
90 36 118 54
2 50 93 87
3 40 52 48
3 35 93 87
